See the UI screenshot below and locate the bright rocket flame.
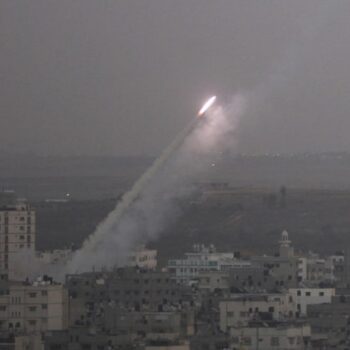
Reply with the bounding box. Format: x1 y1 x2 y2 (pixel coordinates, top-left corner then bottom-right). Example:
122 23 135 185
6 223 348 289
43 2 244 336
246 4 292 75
198 96 217 116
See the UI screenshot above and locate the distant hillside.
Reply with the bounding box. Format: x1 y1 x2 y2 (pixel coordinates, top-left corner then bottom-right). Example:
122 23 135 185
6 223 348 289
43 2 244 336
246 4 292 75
2 153 350 199
0 155 152 200
35 188 350 264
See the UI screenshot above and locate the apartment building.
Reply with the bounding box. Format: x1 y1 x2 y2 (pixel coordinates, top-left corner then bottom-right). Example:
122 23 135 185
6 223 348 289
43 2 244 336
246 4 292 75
0 201 36 281
0 279 68 334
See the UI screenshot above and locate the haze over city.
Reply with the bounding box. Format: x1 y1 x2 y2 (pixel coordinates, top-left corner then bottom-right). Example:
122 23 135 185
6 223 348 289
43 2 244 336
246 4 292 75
2 2 350 349
2 0 350 156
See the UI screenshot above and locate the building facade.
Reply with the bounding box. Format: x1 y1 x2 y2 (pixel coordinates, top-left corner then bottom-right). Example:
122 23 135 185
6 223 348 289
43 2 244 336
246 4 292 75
0 279 68 334
0 201 36 281
167 244 235 284
228 322 311 350
219 294 296 331
288 288 335 316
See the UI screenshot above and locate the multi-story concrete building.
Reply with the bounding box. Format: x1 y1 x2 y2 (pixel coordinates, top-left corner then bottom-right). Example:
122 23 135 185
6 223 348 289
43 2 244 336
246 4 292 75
219 293 296 331
307 294 350 348
167 244 235 284
104 309 194 338
228 321 311 350
66 268 193 328
297 253 343 285
0 200 36 281
228 264 278 292
289 288 335 316
197 271 230 292
0 278 68 334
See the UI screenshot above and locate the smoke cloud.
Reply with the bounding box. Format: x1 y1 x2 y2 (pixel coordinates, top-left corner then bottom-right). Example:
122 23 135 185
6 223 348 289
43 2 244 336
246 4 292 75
66 94 246 273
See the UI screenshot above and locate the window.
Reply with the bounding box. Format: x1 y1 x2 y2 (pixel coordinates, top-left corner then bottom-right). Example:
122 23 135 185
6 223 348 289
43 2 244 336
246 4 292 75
288 337 295 345
41 290 48 296
319 291 324 296
242 337 251 346
297 290 301 296
41 304 47 310
28 292 36 298
0 306 6 311
29 306 37 312
227 311 234 318
306 292 311 297
271 337 280 346
231 337 239 344
28 320 36 326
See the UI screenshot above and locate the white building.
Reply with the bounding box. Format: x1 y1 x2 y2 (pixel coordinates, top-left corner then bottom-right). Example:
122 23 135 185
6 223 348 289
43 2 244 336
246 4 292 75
288 288 335 316
0 201 36 280
297 253 343 284
167 244 235 284
0 278 68 333
219 294 296 331
127 246 157 269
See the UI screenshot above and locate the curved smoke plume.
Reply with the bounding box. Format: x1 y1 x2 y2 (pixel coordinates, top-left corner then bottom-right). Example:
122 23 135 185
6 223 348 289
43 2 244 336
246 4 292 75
66 95 246 273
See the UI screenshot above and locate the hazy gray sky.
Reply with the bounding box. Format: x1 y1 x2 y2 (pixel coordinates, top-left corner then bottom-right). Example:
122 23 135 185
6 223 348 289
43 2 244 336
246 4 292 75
1 0 350 156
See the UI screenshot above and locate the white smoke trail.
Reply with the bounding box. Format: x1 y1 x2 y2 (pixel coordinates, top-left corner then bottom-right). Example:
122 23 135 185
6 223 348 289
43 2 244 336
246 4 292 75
63 94 246 274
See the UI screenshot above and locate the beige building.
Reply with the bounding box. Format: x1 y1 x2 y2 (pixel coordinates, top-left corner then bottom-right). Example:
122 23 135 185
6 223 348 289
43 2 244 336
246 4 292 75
0 201 36 280
128 245 157 269
0 279 68 334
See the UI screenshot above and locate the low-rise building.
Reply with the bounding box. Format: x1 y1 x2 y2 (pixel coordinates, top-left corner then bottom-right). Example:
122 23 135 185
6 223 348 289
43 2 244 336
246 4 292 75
219 293 295 331
289 288 335 316
228 321 311 350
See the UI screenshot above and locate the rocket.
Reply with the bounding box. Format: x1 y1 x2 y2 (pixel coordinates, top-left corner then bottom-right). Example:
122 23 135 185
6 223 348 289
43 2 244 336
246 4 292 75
198 96 217 116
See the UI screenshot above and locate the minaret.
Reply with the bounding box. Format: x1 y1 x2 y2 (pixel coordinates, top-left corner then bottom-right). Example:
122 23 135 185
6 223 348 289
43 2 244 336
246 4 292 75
279 230 294 258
